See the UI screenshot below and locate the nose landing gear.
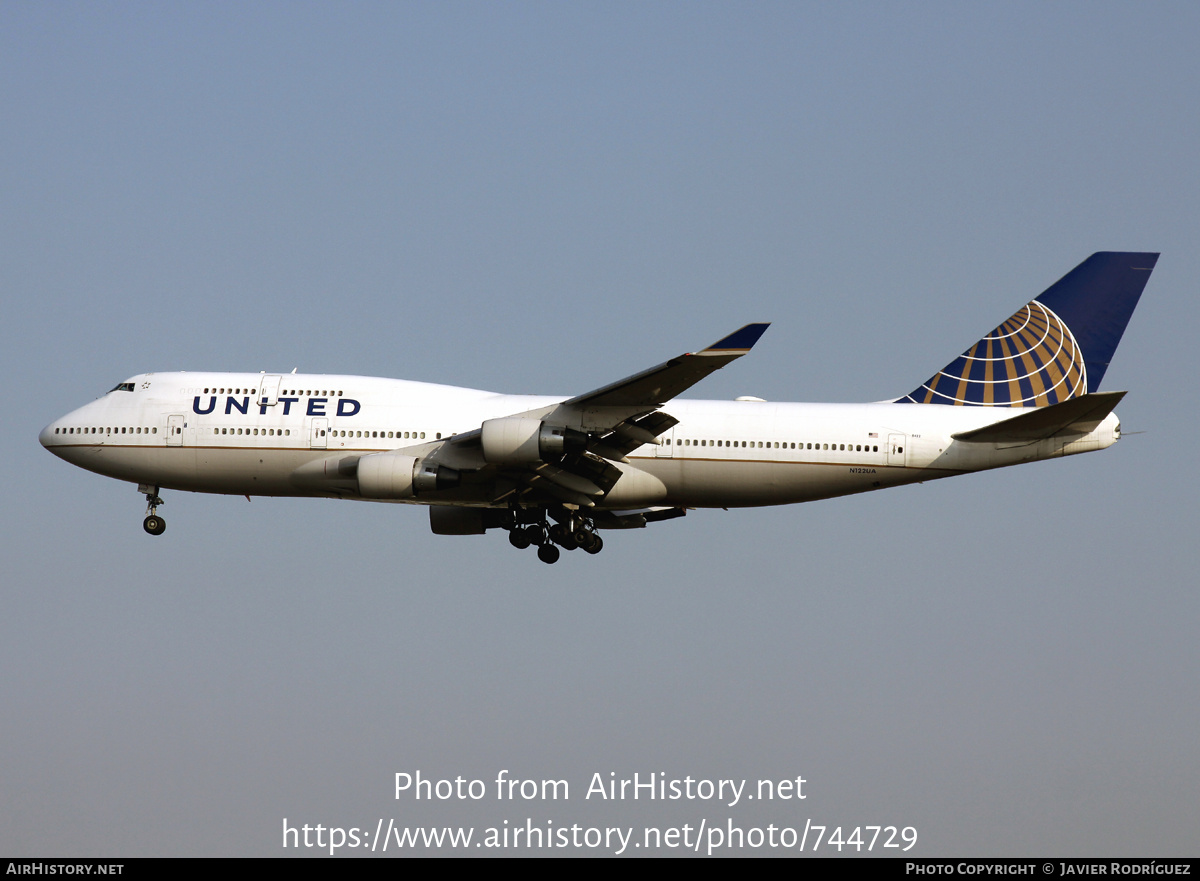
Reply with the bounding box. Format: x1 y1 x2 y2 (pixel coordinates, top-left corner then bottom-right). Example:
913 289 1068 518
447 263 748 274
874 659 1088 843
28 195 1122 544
140 485 166 536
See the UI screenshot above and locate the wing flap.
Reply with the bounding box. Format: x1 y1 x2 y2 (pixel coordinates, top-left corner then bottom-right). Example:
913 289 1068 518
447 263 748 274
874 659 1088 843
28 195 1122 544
592 412 680 459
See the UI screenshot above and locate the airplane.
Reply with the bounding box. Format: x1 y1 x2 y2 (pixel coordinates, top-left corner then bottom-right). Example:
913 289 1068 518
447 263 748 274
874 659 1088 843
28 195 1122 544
40 252 1158 564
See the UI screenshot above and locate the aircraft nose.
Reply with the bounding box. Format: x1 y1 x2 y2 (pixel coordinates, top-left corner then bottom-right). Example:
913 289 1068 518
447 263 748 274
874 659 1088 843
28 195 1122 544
39 423 55 449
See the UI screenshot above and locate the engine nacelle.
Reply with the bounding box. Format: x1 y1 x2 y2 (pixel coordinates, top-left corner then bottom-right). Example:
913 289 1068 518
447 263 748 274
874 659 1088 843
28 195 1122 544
357 452 460 499
357 452 419 499
480 417 569 464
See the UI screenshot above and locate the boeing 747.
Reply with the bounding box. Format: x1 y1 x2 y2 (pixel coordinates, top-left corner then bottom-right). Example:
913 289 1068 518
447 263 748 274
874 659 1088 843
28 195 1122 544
40 252 1158 563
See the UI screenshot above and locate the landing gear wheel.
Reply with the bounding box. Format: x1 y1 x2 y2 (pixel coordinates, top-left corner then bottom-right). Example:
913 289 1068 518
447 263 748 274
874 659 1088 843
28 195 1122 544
509 528 531 550
141 486 165 535
524 524 545 546
537 544 560 564
583 534 603 555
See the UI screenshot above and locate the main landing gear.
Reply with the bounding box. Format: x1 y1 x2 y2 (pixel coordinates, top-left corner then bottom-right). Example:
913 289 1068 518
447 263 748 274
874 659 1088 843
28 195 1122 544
504 506 603 563
140 485 166 536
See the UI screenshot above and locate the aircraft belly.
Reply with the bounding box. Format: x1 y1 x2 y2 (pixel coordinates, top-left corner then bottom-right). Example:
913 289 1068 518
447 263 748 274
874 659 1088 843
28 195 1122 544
189 447 318 495
54 444 329 496
628 457 938 508
52 444 199 488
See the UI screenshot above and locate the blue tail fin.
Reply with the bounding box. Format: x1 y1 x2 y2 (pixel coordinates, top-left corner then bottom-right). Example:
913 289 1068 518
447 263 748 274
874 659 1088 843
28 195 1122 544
898 252 1158 406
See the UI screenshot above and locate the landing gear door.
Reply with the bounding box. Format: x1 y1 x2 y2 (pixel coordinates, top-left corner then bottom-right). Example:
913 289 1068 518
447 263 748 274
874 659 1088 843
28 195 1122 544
309 417 328 450
259 374 282 408
167 414 184 446
887 433 906 467
655 427 675 457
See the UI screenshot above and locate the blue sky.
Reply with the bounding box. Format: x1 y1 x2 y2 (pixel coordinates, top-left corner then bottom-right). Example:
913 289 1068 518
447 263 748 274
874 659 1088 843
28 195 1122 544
3 2 1198 855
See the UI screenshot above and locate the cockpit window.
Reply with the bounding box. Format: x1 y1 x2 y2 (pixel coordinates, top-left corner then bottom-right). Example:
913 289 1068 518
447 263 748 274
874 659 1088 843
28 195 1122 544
108 382 135 393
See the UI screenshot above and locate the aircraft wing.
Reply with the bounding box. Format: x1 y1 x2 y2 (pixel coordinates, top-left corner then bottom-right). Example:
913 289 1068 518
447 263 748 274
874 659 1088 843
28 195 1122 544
436 323 769 506
562 323 771 409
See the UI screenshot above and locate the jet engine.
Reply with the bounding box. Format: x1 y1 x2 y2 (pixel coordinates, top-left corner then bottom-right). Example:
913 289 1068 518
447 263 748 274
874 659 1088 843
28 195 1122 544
480 417 582 464
356 451 459 499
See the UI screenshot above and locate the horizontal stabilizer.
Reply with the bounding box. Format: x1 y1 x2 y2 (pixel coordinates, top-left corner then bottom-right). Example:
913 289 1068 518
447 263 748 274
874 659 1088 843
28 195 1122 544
951 391 1125 443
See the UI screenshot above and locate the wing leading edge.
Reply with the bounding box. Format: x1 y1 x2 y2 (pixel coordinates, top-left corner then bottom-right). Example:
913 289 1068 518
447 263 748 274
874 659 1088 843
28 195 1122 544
562 323 771 410
435 323 770 508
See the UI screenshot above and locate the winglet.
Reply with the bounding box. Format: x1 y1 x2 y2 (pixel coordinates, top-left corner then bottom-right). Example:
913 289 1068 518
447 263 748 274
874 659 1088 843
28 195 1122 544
700 323 770 355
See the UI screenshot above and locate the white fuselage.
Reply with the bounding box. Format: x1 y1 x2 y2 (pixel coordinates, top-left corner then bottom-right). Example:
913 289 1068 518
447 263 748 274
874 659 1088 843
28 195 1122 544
39 371 1120 510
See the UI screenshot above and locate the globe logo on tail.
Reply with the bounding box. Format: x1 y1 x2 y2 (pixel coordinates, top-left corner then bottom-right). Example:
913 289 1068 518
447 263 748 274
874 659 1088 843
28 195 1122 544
902 300 1086 407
